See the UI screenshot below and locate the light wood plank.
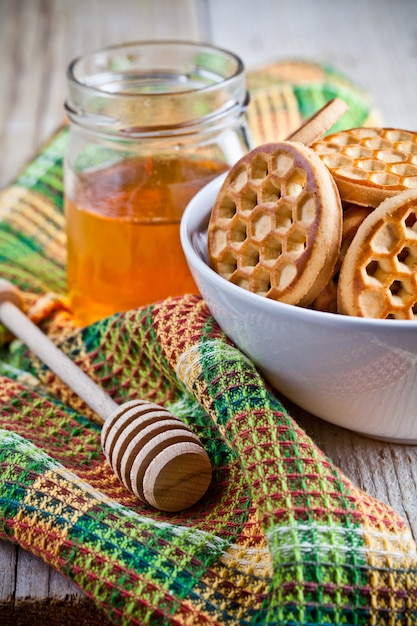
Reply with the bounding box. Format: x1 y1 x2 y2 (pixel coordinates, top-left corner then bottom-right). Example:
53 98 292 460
0 542 15 602
15 550 50 601
206 0 417 131
0 0 202 187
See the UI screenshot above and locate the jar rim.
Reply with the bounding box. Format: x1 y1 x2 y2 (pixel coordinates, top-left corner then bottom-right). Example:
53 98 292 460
65 40 248 134
66 40 245 97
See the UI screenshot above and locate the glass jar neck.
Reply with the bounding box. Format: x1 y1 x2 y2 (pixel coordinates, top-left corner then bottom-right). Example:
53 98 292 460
65 41 248 138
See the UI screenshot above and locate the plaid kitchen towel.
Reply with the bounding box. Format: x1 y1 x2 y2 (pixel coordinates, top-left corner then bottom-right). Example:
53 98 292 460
2 60 416 626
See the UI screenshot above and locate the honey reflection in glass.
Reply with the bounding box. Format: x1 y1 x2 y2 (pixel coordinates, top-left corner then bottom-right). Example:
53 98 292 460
65 155 228 326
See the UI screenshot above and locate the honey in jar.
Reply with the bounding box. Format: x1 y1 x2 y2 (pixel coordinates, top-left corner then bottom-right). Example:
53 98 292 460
64 41 252 325
65 155 228 325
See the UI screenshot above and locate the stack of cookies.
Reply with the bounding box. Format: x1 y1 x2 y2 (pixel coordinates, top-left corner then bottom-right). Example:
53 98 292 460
207 104 417 320
312 128 417 318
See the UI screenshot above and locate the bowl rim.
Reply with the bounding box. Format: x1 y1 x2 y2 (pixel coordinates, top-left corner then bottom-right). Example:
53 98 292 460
180 173 417 331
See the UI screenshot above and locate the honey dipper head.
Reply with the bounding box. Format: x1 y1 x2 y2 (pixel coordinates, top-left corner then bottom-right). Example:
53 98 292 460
207 141 343 307
101 399 212 512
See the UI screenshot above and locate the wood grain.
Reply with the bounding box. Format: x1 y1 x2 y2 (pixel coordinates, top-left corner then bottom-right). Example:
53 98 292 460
0 0 416 620
208 0 417 131
0 0 202 187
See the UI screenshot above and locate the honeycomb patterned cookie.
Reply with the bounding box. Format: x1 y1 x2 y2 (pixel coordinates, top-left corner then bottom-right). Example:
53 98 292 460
208 142 342 307
312 204 372 313
338 189 417 319
312 127 417 208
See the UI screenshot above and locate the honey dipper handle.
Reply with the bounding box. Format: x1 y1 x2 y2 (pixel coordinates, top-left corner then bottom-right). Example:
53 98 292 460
0 281 117 422
286 97 348 145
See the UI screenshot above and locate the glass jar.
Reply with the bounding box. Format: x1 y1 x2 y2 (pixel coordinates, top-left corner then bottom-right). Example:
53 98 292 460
64 40 252 326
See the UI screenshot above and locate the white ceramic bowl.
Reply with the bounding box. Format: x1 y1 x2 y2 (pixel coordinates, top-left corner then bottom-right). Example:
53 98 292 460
180 173 417 443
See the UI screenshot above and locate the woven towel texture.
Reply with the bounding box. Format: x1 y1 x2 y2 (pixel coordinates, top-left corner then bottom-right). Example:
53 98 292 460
1 61 416 625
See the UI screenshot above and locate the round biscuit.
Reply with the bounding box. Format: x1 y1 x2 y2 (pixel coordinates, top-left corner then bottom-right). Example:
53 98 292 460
208 141 343 307
338 189 417 319
312 127 417 208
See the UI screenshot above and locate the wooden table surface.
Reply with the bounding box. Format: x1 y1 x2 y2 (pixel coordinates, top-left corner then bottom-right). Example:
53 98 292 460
1 0 417 623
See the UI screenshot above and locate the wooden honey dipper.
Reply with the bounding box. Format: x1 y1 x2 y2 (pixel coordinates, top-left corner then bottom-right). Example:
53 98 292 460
0 279 212 512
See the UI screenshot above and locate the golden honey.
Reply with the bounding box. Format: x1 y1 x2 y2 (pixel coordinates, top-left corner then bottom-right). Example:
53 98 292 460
65 155 228 325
